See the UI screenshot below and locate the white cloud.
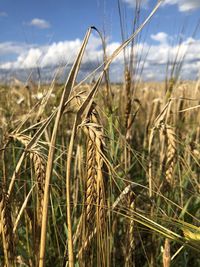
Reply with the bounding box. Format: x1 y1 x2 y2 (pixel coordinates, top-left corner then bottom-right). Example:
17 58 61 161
178 0 200 12
151 32 169 44
1 48 42 69
42 39 82 67
0 42 33 56
0 35 105 69
164 0 200 12
1 33 200 81
123 0 200 12
29 18 50 29
0 12 8 17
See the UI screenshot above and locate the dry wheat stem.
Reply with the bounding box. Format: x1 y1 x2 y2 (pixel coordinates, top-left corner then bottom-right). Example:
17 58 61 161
163 238 171 267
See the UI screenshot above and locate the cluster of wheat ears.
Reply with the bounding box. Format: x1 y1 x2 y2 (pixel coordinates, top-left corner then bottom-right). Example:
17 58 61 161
1 1 200 267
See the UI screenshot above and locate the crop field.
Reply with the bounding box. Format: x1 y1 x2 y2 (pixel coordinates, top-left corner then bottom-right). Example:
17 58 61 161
1 1 200 267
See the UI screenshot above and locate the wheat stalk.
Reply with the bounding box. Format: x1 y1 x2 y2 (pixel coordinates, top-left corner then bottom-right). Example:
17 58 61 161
163 238 171 267
124 68 132 132
125 190 136 267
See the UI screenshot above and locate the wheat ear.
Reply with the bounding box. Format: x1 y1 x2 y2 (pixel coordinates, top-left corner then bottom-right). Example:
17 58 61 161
10 133 46 265
0 191 15 266
159 124 176 187
78 104 107 265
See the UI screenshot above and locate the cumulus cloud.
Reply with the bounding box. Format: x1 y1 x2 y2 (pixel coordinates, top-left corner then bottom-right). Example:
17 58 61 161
1 33 200 81
0 35 106 69
0 42 34 56
151 32 169 44
163 0 200 12
29 18 50 29
123 0 200 12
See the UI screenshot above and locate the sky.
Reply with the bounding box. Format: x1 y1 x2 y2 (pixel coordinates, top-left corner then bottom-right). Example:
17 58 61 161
0 0 200 81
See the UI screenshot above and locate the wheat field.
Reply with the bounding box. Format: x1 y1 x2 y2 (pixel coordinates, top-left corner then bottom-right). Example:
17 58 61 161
1 2 200 267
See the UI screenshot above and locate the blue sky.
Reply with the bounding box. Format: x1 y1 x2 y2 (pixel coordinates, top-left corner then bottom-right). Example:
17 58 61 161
0 0 200 81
